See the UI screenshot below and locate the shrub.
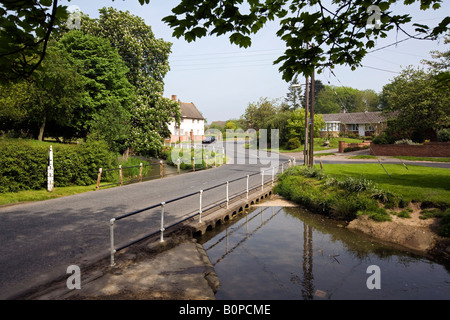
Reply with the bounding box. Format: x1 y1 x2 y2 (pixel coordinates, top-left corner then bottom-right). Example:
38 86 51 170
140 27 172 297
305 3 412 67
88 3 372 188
0 138 117 192
287 137 301 150
372 133 396 145
394 139 419 145
437 129 450 142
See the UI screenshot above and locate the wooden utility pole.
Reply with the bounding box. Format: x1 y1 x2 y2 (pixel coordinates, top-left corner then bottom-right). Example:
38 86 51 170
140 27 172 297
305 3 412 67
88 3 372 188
309 66 315 167
304 75 309 166
304 42 310 166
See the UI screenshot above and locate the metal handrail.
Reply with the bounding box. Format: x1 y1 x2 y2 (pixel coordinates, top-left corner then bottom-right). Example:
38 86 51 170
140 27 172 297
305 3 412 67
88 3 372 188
108 158 296 266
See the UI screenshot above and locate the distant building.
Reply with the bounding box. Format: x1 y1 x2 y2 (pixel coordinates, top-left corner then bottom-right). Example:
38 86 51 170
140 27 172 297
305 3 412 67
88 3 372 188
320 111 388 137
166 95 205 143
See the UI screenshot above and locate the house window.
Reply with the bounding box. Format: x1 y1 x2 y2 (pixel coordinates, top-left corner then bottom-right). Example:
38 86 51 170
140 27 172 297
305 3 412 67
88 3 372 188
348 124 359 131
324 122 340 131
366 125 374 131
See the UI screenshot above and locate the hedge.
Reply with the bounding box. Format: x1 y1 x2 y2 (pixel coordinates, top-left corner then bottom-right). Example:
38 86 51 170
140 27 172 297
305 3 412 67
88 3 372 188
0 138 117 192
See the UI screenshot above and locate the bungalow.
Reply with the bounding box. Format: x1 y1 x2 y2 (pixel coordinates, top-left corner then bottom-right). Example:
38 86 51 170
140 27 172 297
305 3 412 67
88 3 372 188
166 95 205 143
320 111 388 137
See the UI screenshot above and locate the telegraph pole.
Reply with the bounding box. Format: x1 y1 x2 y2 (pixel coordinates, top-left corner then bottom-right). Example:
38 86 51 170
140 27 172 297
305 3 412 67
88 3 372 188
309 66 315 167
304 75 309 166
304 42 310 166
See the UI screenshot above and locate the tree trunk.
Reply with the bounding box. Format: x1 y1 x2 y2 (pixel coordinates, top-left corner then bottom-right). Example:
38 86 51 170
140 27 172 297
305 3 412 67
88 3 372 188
38 115 46 141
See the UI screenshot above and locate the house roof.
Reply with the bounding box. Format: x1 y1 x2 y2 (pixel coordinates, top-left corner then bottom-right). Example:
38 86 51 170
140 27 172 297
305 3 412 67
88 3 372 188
322 111 387 124
180 102 204 120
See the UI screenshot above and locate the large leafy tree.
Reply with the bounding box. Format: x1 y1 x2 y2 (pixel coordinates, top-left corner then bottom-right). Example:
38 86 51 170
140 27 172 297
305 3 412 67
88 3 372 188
381 66 450 142
56 30 135 151
81 7 180 155
2 1 448 83
287 108 325 144
0 45 84 140
162 0 449 80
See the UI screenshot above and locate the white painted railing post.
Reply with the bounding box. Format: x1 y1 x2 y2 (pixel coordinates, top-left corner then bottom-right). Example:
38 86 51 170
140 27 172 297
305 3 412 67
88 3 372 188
272 167 275 186
199 190 203 223
226 181 229 208
47 145 54 192
160 202 165 242
110 218 116 267
261 169 264 191
246 175 249 199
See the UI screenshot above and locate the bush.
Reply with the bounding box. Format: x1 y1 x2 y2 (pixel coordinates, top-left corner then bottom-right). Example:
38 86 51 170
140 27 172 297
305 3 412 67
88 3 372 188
437 129 450 142
372 133 396 145
287 137 301 150
0 138 117 192
394 139 419 145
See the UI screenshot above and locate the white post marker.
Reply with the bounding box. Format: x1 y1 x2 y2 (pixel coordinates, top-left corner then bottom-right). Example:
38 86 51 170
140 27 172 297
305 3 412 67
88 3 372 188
47 145 54 192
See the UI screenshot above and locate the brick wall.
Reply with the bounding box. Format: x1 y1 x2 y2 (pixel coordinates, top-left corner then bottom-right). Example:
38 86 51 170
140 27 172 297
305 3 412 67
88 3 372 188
338 140 371 153
370 142 450 157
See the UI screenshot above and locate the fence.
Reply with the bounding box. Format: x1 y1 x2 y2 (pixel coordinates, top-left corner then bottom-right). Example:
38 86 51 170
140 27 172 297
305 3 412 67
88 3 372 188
96 147 226 190
108 158 295 266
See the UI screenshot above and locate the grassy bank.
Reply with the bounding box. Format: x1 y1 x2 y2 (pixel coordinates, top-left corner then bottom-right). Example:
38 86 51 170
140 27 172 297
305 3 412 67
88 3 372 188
275 165 450 237
0 184 97 206
319 163 450 207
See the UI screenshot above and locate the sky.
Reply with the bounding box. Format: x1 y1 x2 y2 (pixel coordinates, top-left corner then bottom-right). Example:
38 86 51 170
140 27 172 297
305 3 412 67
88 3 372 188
61 0 448 123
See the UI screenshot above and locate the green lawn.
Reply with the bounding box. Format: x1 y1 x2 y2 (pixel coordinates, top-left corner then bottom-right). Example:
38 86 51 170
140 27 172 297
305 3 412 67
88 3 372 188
319 163 450 206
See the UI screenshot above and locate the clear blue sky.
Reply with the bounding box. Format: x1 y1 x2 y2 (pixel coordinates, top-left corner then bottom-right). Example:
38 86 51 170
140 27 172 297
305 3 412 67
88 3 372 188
61 0 448 123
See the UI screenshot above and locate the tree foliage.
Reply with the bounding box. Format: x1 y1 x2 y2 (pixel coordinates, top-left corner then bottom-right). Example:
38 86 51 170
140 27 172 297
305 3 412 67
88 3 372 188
56 30 135 151
381 66 450 142
162 0 449 80
287 108 325 144
81 7 180 155
315 85 380 114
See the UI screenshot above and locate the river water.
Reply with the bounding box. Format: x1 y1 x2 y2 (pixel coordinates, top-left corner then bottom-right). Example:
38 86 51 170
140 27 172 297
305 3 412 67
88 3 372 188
197 206 450 300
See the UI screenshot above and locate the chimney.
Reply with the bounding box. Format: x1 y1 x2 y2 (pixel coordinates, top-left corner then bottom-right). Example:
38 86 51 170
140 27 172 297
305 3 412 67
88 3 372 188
171 94 177 101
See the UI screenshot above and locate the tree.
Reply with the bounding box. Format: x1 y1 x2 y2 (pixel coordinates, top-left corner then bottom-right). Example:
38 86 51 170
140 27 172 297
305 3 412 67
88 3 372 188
0 45 84 141
56 30 135 151
286 108 325 144
422 36 450 89
314 86 341 114
2 1 448 83
302 79 325 109
162 0 449 81
284 74 302 111
81 7 180 155
0 0 69 82
243 97 278 131
381 66 450 142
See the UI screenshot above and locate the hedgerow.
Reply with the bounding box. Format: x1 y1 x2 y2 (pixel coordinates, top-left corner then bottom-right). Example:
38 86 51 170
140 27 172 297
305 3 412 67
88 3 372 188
0 138 117 192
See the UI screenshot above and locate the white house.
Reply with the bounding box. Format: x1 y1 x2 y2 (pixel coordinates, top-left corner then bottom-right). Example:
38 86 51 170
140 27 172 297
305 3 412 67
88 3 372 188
166 95 205 143
320 111 388 137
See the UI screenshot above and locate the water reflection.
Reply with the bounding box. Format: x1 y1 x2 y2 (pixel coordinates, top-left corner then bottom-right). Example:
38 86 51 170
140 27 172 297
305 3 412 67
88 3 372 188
197 206 450 300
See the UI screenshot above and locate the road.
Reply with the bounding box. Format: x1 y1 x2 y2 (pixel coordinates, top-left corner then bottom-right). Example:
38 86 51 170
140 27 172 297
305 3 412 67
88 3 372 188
0 141 448 299
0 140 288 299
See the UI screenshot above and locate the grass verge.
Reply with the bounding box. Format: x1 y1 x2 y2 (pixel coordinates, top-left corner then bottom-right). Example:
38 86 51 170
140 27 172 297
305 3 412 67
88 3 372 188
0 185 97 207
319 163 450 207
275 165 450 236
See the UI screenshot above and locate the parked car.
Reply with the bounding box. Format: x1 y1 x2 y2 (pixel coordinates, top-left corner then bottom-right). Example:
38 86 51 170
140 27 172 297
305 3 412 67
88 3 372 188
202 136 216 144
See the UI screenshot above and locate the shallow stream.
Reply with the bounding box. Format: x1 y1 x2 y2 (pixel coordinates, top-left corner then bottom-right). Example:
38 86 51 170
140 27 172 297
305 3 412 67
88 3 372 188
197 206 450 300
